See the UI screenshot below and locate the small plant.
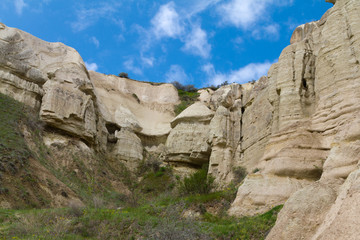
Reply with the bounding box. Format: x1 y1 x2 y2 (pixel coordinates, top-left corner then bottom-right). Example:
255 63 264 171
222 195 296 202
171 81 198 92
137 157 161 176
233 166 247 185
132 93 140 103
68 201 84 217
253 168 260 173
118 72 129 78
179 165 215 195
174 89 200 115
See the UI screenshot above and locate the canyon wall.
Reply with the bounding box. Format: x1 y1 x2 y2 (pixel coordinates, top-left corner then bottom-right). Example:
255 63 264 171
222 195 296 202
0 0 360 238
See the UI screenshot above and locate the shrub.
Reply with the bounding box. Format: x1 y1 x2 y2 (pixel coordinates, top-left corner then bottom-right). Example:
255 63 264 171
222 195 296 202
232 166 247 185
68 200 84 217
132 93 140 103
118 72 129 78
171 81 198 92
179 165 215 195
174 89 200 115
137 157 161 176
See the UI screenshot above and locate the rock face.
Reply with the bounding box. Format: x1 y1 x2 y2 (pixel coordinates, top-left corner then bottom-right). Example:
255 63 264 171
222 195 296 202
165 102 214 167
90 71 179 137
0 0 360 238
0 22 179 170
90 71 179 169
230 0 360 239
0 23 105 147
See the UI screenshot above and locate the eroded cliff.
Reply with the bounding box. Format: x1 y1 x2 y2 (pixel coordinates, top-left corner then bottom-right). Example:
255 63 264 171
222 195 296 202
0 0 359 238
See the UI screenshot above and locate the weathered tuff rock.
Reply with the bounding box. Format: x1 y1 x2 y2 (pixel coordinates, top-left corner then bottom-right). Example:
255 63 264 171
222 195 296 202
228 0 360 223
223 0 360 239
0 22 105 147
90 71 179 169
90 71 179 137
165 102 214 166
0 22 179 169
0 0 360 238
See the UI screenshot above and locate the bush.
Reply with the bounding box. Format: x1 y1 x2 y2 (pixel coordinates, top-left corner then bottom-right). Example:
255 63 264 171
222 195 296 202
179 165 215 195
137 157 161 176
118 72 129 78
171 81 197 92
232 166 247 185
174 89 200 115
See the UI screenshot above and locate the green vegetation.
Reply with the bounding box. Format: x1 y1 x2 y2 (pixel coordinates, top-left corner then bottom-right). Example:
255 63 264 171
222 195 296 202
175 89 200 115
170 81 200 115
0 93 136 209
0 194 282 240
0 94 32 170
132 93 140 103
118 72 129 78
233 166 248 185
178 165 215 195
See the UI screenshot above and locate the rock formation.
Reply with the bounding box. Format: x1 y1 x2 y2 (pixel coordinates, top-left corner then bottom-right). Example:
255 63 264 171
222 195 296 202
89 71 179 169
232 0 360 239
0 0 360 238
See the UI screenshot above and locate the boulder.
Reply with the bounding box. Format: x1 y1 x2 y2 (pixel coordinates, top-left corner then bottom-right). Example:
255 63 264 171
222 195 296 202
112 128 144 170
166 102 214 166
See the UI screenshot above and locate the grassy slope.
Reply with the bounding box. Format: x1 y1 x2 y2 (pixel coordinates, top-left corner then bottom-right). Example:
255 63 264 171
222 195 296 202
0 94 53 208
0 93 131 209
0 191 282 240
0 93 32 171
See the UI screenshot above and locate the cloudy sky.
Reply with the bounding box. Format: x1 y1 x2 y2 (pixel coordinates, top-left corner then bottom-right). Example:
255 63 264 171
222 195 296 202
0 0 333 87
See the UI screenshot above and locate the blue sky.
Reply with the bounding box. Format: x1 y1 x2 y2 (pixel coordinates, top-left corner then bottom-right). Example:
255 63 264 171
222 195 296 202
0 0 333 87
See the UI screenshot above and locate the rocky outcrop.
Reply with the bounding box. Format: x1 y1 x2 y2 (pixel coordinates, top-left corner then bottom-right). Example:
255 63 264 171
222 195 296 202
0 0 360 238
165 102 214 167
0 23 105 148
228 0 360 221
90 71 179 169
0 23 179 169
207 84 242 185
90 71 179 137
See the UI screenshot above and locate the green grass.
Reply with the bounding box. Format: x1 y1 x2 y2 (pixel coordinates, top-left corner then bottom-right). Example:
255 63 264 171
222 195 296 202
0 93 32 169
174 89 200 115
0 198 282 240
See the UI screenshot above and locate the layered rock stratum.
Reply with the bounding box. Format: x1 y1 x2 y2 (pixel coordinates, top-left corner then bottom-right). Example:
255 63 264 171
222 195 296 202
0 0 359 239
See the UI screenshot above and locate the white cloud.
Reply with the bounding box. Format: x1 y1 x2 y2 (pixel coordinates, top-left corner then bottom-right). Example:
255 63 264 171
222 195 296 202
71 2 120 32
264 24 280 38
217 0 269 29
217 0 293 29
203 61 273 86
90 36 100 48
179 0 222 18
14 0 27 15
138 1 215 59
151 2 184 39
116 34 125 42
141 55 155 67
182 24 211 59
252 23 280 40
85 62 98 72
233 37 244 45
165 65 190 84
124 58 143 75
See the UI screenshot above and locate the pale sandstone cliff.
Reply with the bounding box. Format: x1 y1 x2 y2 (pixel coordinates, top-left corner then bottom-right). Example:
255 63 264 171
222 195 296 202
0 0 359 238
89 71 179 170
